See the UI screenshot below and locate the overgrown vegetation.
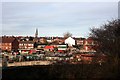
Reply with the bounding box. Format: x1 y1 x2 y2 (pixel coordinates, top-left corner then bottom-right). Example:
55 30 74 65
2 64 119 80
90 19 120 59
89 19 120 79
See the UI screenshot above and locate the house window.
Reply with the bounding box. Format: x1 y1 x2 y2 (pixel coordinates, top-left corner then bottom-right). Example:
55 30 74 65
25 46 27 49
28 44 31 46
6 47 8 49
19 44 23 46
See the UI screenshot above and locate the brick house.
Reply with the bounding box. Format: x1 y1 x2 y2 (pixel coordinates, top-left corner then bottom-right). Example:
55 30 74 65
74 38 84 45
19 41 34 49
84 38 95 51
0 37 19 51
78 38 96 53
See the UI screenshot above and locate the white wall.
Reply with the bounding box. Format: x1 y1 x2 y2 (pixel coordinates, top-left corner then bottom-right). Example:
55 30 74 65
65 37 75 46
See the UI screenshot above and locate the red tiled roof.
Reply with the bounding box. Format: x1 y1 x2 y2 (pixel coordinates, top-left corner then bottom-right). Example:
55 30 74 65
44 46 54 49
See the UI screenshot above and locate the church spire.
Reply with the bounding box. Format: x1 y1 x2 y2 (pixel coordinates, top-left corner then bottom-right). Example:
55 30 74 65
35 28 38 38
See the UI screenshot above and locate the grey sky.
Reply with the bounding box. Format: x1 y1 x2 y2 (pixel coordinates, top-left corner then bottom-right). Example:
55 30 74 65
1 0 119 2
2 2 118 37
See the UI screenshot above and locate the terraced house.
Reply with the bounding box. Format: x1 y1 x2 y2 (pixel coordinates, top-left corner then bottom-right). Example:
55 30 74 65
0 36 19 51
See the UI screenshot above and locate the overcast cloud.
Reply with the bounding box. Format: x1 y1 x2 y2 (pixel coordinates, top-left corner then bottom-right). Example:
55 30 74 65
2 2 118 37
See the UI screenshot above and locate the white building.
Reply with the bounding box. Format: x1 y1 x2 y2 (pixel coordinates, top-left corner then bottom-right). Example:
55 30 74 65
65 37 75 46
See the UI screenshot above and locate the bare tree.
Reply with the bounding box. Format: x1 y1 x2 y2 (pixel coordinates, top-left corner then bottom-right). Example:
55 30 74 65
63 32 72 38
90 19 120 64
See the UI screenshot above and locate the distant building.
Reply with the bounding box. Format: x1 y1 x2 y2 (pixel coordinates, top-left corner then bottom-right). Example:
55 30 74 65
75 38 85 46
57 44 67 52
53 37 64 44
65 37 75 46
35 28 38 38
80 38 96 53
19 41 34 49
34 28 39 42
39 37 48 44
44 46 54 51
0 37 19 51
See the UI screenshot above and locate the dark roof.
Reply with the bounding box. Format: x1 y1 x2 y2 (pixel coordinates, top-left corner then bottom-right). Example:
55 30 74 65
1 37 16 43
19 41 34 44
73 37 85 40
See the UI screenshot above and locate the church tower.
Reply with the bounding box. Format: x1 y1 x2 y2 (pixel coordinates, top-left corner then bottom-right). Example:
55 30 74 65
35 28 38 38
34 28 38 42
